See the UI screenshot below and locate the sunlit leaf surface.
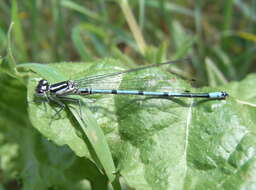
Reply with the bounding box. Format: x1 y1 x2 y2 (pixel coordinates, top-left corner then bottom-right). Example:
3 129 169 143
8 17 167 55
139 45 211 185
18 59 256 190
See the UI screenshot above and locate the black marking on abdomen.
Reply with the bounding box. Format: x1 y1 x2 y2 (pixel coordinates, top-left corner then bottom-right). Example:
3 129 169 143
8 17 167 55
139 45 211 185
111 90 117 94
80 89 89 94
138 91 144 95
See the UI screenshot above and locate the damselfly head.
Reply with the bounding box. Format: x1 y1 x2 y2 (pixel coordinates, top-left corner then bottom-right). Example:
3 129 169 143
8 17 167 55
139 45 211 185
36 79 49 95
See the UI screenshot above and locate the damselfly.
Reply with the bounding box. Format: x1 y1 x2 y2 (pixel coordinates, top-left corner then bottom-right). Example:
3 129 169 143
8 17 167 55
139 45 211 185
35 59 228 116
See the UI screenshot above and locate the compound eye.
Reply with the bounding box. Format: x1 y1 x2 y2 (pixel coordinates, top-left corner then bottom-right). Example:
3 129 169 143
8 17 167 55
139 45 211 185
36 79 49 93
39 79 48 85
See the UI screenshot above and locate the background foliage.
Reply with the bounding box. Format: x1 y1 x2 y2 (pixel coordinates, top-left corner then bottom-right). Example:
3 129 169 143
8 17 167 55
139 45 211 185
0 0 256 190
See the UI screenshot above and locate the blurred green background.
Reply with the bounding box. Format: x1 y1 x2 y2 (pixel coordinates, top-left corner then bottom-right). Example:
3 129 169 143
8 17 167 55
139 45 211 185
1 0 256 189
1 0 255 83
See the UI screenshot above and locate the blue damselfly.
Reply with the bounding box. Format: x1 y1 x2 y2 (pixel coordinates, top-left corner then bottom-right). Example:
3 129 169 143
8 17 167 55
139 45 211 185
35 59 228 115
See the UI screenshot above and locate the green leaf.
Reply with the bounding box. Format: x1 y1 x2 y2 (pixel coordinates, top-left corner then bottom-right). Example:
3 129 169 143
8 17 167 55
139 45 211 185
19 129 107 190
19 60 118 182
19 59 256 189
0 72 107 189
116 76 256 190
0 73 28 184
17 63 66 82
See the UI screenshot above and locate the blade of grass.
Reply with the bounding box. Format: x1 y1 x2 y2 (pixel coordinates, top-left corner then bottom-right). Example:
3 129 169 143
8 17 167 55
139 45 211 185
234 46 256 78
0 23 18 77
109 26 137 51
159 0 175 50
217 31 256 78
212 46 236 79
28 0 38 60
0 27 7 51
156 41 167 62
52 0 65 61
139 0 145 30
0 1 9 16
235 0 256 21
98 0 109 24
223 0 234 31
89 34 108 57
171 20 195 54
172 20 185 49
61 0 100 21
173 36 196 59
146 0 194 17
69 105 117 184
238 31 256 43
118 0 146 55
112 47 135 67
111 177 122 190
194 0 206 79
144 42 167 64
11 0 28 61
205 57 228 87
71 25 93 61
195 0 203 58
79 23 109 57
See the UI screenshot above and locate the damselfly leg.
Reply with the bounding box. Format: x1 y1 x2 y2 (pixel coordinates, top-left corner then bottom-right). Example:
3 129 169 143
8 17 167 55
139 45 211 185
58 96 84 119
48 96 66 119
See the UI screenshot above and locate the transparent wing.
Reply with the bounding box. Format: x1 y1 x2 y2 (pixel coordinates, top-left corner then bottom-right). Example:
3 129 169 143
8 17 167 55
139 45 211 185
74 58 192 91
77 75 193 91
